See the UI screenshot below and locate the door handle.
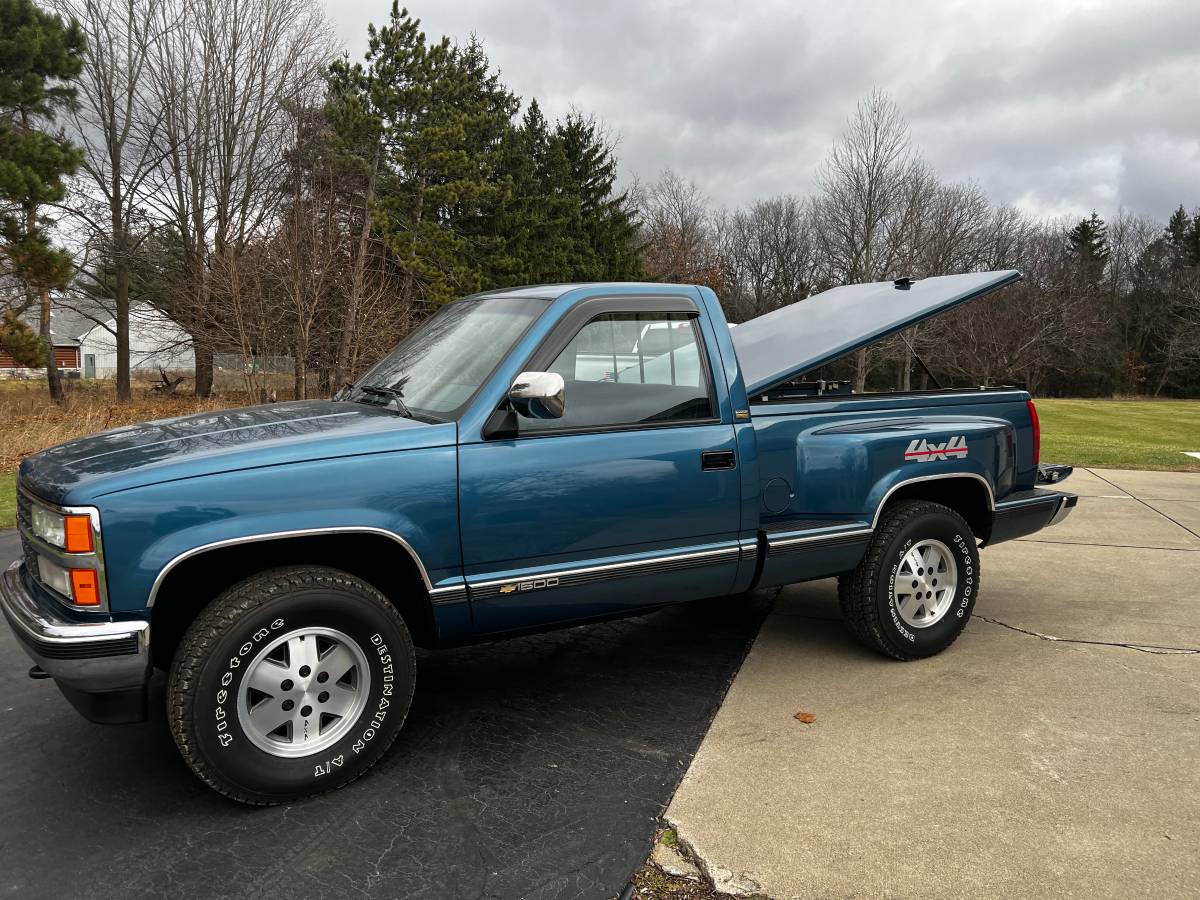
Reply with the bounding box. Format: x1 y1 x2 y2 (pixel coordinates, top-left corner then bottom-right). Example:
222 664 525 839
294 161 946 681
701 449 736 471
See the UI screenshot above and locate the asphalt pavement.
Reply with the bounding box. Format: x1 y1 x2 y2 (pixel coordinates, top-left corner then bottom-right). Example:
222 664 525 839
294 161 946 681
0 529 769 899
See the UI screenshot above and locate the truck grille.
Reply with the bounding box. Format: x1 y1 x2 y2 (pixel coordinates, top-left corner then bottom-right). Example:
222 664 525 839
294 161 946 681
14 485 40 578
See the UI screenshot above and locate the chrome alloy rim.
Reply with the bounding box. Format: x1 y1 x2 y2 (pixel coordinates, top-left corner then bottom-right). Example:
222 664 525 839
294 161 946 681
236 627 370 758
894 539 958 628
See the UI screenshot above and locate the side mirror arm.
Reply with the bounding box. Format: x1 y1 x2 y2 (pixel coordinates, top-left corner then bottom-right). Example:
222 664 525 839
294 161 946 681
482 404 518 441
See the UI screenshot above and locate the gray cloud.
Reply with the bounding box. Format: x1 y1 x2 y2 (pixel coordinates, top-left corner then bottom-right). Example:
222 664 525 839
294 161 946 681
326 0 1200 223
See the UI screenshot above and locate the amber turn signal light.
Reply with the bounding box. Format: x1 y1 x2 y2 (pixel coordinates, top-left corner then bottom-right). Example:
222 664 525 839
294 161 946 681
69 569 101 606
64 514 94 553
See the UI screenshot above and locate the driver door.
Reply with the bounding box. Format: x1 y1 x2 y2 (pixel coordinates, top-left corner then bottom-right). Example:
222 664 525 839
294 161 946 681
457 301 742 635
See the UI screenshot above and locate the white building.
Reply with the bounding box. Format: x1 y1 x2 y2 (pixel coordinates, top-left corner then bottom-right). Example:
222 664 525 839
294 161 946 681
77 303 193 378
1 299 193 379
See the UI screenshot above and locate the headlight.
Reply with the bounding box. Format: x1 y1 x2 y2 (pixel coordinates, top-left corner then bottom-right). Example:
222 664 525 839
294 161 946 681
31 504 66 547
30 505 94 553
37 556 73 597
36 556 101 606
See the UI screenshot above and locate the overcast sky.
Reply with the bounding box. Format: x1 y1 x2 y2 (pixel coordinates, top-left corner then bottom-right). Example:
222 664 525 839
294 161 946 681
324 0 1200 224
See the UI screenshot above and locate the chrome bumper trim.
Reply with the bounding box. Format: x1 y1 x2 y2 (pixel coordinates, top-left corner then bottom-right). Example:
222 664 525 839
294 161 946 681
0 561 150 691
1047 493 1078 527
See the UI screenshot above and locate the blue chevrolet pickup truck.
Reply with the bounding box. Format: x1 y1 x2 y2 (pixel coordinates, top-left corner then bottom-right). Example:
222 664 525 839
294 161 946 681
2 270 1076 803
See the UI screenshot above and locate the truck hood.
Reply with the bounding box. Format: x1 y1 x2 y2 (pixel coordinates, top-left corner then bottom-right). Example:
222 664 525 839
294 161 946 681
19 400 454 505
731 270 1021 396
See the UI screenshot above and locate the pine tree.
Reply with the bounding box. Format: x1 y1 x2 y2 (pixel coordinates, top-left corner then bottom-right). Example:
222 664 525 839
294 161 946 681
355 6 642 305
366 4 518 307
552 113 642 281
1067 211 1110 263
1165 205 1190 247
1066 210 1110 294
0 308 43 365
0 0 84 403
490 99 561 285
1165 204 1200 268
1191 211 1200 267
322 56 386 387
492 107 643 286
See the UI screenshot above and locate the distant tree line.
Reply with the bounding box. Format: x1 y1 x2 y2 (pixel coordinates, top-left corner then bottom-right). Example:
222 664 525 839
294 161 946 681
1 0 1197 403
639 91 1200 397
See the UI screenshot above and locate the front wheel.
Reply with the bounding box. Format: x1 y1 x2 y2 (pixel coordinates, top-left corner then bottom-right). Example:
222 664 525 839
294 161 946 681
168 566 416 804
838 500 981 660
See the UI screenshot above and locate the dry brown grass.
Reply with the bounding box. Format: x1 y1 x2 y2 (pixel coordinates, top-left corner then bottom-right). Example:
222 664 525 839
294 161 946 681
0 379 254 474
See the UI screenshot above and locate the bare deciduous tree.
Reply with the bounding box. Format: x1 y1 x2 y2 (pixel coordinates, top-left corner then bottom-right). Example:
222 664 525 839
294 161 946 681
812 89 931 390
716 195 815 322
639 170 724 292
936 220 1107 393
55 0 170 400
145 0 333 396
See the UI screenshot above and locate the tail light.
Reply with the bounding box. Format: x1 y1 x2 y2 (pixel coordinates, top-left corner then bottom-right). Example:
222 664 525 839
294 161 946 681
1027 399 1040 467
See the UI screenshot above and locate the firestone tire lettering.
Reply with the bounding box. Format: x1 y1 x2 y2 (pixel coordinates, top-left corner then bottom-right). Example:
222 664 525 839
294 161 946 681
838 500 981 661
168 566 416 806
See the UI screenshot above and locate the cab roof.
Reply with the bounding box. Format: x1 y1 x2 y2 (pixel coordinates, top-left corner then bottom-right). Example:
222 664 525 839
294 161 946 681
475 282 700 300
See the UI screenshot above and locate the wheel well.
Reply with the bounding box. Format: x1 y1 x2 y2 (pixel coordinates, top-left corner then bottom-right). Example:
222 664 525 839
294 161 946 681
150 533 437 669
878 477 992 539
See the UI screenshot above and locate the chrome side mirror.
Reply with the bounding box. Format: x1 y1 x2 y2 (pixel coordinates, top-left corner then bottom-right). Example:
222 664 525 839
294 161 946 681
508 371 565 419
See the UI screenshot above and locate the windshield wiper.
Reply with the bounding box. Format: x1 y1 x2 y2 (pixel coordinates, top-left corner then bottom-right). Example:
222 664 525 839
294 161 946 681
359 385 414 418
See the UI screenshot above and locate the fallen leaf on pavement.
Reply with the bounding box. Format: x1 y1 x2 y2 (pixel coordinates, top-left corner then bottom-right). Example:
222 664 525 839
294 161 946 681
794 711 816 724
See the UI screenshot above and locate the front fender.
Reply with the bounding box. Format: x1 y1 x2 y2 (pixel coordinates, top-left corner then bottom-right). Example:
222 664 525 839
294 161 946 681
94 447 461 614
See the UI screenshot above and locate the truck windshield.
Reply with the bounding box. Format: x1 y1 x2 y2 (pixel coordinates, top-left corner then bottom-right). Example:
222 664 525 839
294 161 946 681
343 296 549 419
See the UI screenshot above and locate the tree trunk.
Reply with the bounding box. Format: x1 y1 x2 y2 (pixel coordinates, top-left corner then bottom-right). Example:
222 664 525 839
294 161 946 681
194 336 214 397
39 288 64 405
112 176 132 401
853 347 868 393
332 143 380 392
899 342 913 392
293 324 307 400
115 264 131 401
1152 368 1170 397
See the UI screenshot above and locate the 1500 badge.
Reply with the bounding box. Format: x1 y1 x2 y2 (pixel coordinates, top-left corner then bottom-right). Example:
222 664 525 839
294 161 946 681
905 436 968 462
499 577 561 594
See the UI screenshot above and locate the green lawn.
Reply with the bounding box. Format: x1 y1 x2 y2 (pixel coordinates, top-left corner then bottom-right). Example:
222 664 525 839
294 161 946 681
1038 399 1200 472
1 472 13 530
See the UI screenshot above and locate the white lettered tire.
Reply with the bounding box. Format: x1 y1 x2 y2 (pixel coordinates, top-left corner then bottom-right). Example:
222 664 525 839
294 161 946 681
838 500 980 660
168 566 416 804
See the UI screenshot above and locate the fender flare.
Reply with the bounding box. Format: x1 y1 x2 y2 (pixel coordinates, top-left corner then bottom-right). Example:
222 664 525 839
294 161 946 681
869 472 996 530
145 526 435 607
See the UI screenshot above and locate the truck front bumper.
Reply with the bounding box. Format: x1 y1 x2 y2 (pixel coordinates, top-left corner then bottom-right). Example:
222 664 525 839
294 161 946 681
0 561 151 723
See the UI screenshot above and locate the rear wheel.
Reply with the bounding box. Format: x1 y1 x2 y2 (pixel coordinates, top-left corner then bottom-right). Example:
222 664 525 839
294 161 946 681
168 566 416 804
838 500 980 660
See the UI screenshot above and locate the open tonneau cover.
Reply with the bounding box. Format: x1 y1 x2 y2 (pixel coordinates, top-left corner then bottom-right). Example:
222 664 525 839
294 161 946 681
730 270 1021 396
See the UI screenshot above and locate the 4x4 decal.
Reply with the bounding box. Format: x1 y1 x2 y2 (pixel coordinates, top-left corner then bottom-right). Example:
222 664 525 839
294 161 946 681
905 436 968 462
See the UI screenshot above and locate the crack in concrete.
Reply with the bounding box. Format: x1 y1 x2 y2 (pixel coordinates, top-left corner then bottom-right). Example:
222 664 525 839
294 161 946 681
665 824 766 898
1088 469 1200 541
976 615 1200 655
1016 538 1199 552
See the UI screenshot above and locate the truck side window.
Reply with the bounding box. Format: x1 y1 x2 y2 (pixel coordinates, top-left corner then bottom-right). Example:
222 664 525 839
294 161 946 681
528 312 714 431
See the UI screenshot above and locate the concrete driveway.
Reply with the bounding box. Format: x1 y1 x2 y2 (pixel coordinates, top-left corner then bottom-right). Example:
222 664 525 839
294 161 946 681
667 468 1200 898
